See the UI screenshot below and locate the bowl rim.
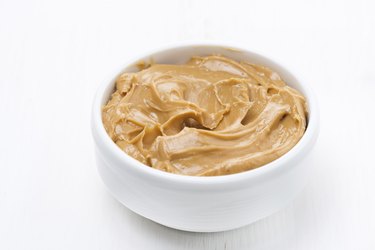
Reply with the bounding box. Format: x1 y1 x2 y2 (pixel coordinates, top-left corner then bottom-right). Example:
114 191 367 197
91 41 319 187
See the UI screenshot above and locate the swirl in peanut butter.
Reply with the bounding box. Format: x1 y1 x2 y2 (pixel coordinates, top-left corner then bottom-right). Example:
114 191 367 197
102 56 307 176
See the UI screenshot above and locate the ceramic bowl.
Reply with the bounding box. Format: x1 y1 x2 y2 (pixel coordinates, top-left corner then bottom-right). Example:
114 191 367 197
91 43 319 232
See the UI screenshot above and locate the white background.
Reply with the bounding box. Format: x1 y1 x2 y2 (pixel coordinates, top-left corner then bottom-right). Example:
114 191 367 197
1 0 374 249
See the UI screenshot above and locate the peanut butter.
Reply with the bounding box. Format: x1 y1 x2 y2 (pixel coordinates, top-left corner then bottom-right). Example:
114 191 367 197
102 56 307 176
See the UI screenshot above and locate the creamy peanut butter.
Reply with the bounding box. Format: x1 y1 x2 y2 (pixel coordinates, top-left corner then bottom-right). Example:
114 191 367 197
102 56 307 176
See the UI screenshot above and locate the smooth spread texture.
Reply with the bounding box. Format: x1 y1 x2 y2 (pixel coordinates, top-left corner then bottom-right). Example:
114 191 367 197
102 56 307 176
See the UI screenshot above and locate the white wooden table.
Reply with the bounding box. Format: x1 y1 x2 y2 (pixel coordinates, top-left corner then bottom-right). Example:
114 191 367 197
1 0 374 249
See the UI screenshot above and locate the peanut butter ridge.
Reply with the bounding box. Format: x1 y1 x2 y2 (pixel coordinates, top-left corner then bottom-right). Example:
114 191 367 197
102 55 307 176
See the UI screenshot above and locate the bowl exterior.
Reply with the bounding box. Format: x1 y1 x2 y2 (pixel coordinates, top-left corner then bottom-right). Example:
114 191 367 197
94 145 315 232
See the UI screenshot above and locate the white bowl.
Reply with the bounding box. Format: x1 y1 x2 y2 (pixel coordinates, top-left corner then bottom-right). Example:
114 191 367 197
91 43 319 232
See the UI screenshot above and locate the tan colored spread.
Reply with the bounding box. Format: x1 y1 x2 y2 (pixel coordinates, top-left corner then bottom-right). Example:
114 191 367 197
102 55 307 176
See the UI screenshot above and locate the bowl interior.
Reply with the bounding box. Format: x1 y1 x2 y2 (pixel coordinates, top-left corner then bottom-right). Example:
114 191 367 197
94 43 318 184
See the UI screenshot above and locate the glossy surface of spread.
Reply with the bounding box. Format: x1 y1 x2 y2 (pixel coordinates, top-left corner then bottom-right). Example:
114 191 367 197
102 56 307 176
